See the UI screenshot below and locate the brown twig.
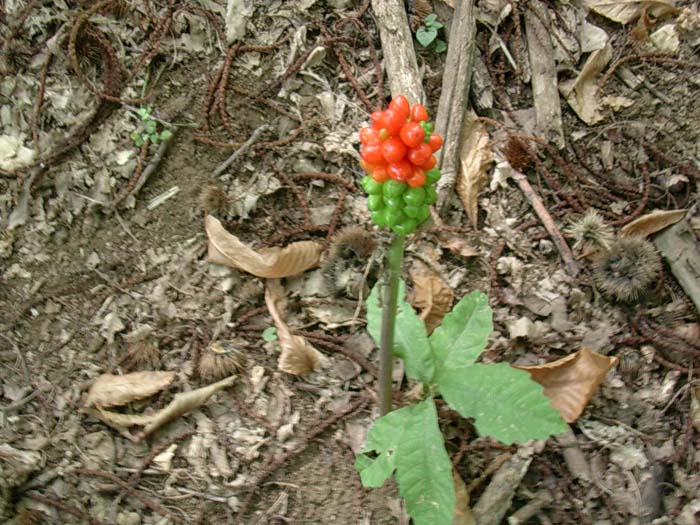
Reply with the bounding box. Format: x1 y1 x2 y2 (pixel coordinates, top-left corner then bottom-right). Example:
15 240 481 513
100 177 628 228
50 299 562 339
510 169 579 276
236 395 369 521
75 468 183 523
299 331 378 377
26 492 103 525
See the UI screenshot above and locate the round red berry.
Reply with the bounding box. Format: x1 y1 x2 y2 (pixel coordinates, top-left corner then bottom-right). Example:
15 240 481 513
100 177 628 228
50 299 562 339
399 121 425 148
389 95 411 120
361 144 384 165
387 160 413 181
428 132 443 152
381 137 407 163
407 143 432 166
410 103 429 123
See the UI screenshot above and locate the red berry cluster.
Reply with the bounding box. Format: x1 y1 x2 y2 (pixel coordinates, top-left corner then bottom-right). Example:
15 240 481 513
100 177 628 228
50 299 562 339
359 95 442 188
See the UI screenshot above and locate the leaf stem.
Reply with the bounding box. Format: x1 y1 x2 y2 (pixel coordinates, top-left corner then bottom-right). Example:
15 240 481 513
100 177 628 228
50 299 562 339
379 233 405 415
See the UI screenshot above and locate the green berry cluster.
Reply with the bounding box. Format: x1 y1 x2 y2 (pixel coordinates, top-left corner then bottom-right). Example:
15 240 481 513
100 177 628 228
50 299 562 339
360 168 441 235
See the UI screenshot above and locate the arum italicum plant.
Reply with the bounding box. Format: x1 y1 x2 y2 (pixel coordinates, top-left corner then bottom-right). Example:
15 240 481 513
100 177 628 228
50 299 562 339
356 96 568 524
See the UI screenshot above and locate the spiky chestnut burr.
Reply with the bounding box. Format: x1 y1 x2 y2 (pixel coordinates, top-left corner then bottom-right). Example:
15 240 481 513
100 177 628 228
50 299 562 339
566 209 615 255
592 236 661 303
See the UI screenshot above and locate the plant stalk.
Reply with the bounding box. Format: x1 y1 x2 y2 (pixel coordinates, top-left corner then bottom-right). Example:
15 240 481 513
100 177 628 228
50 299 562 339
378 233 405 415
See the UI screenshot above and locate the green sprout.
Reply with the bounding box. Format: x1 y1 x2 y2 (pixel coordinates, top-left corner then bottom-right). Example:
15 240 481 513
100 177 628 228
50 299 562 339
416 13 447 53
130 105 173 147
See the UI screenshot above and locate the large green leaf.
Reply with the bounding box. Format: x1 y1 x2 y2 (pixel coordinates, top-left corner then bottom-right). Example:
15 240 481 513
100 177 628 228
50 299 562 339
355 399 455 525
395 399 455 525
430 291 492 369
366 281 434 384
437 363 568 444
355 403 409 487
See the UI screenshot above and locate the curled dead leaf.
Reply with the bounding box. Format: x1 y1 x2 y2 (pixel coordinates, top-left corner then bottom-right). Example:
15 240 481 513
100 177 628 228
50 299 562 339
84 371 176 409
515 348 618 423
85 375 236 441
409 263 454 334
620 209 687 238
265 280 328 375
585 0 678 25
438 233 479 258
691 387 700 434
559 43 613 125
453 469 476 525
205 215 321 278
456 110 493 228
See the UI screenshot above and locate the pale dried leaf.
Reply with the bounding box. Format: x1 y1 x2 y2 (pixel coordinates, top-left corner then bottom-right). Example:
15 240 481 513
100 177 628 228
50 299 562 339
84 371 176 409
205 215 321 278
409 263 454 334
515 348 618 423
584 0 677 25
620 209 687 238
139 375 236 440
85 376 236 441
438 233 479 258
691 387 700 433
453 469 476 525
559 43 613 125
456 111 493 228
265 279 327 375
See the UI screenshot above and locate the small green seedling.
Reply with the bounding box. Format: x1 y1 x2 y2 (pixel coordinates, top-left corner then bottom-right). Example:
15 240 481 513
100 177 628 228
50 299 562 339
355 281 567 524
416 13 447 53
130 106 173 147
261 326 278 342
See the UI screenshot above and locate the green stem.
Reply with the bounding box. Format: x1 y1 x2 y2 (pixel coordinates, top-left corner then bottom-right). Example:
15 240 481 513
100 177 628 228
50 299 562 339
379 234 405 415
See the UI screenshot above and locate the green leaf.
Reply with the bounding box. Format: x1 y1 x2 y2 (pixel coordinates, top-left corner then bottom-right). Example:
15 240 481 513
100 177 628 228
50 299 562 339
430 291 492 369
424 13 437 25
144 119 157 133
137 107 150 119
366 281 435 384
160 129 173 141
149 133 160 143
131 132 144 147
416 26 437 47
356 399 455 524
437 363 568 444
433 39 447 53
262 327 277 342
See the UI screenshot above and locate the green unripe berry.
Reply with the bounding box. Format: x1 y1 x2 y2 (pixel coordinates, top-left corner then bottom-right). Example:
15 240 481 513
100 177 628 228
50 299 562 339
371 209 389 227
383 195 403 209
403 205 421 218
368 194 385 211
424 185 438 205
416 204 431 223
420 121 434 135
385 208 406 227
383 179 407 197
425 168 441 185
392 218 418 235
403 186 426 207
362 176 383 195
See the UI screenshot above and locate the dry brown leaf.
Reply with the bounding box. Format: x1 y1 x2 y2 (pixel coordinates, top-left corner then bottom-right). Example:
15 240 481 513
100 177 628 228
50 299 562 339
84 371 176 409
453 469 476 525
205 215 321 278
691 387 700 434
620 209 687 238
265 279 327 375
515 348 618 423
559 43 613 125
85 375 236 441
585 0 678 25
456 110 493 228
409 263 454 334
438 233 479 258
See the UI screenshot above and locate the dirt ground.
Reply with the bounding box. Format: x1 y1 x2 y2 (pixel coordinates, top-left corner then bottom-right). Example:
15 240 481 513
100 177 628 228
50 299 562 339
1 0 700 524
